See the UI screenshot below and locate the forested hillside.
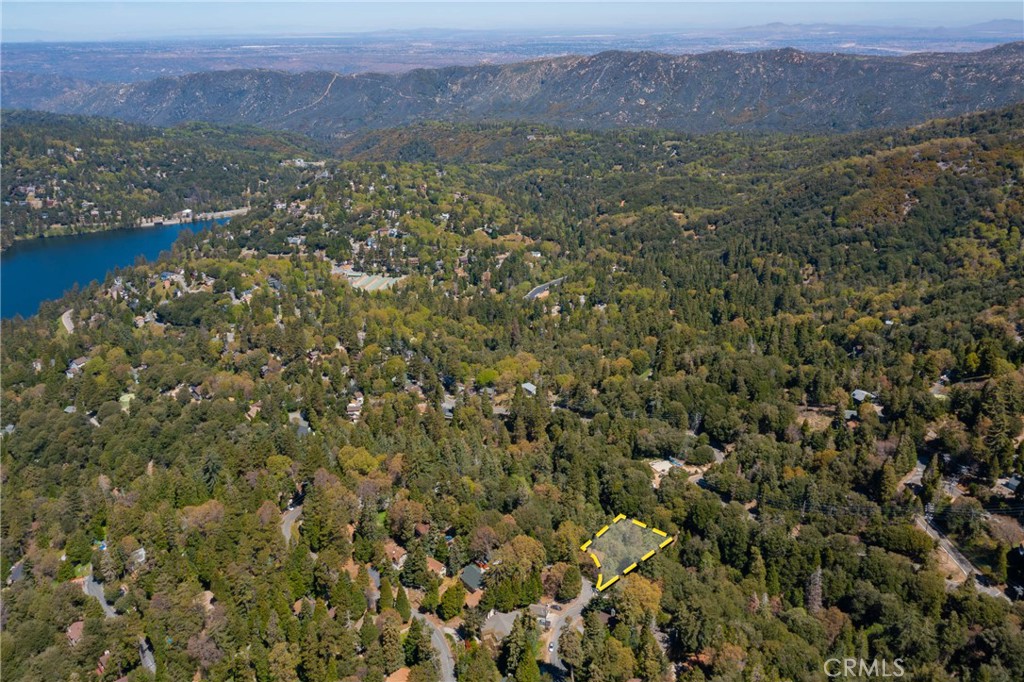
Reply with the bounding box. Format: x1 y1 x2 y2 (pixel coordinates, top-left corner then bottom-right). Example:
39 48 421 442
3 44 1022 137
1 105 1023 682
1 112 320 249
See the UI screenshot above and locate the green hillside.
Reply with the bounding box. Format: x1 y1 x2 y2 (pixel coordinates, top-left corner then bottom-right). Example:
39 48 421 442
2 105 1023 682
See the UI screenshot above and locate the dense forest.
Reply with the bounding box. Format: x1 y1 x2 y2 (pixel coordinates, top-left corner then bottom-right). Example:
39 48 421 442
2 104 1023 682
1 111 319 249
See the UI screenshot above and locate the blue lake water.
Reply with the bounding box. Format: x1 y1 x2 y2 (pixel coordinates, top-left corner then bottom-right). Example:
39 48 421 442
1 219 225 319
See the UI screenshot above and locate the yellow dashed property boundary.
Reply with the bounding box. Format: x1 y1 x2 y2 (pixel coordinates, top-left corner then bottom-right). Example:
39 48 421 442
580 515 675 591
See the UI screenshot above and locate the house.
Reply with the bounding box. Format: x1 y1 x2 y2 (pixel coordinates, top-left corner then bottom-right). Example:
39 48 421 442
441 397 456 420
649 459 674 488
414 522 431 538
851 389 875 403
996 474 1023 497
288 411 311 437
650 460 673 477
97 650 111 675
460 564 484 592
66 356 89 377
426 557 447 579
522 382 537 396
383 539 407 570
347 395 364 421
129 546 147 569
481 610 517 643
67 620 85 646
529 603 549 620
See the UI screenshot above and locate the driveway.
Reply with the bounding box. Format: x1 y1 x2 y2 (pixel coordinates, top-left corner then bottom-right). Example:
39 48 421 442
548 578 595 670
280 505 302 545
83 572 117 618
414 613 455 681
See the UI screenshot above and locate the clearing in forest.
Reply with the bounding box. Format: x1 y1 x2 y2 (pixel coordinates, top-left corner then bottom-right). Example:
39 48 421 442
581 514 674 591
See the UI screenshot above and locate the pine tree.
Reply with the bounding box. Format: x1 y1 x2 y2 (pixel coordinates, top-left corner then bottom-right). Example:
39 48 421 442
749 546 767 594
421 580 440 613
806 566 823 615
879 461 898 502
401 541 431 588
995 542 1009 583
635 625 667 682
395 583 412 622
501 612 538 676
438 581 466 621
557 565 582 601
360 619 379 652
455 644 501 682
559 629 584 682
379 577 394 614
405 618 427 666
514 655 541 682
380 617 404 674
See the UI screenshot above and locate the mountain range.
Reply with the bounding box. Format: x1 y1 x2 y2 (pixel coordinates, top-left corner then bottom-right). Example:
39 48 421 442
3 43 1023 138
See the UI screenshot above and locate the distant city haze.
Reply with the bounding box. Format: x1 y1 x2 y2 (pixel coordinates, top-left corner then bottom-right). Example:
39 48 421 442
2 2 1021 42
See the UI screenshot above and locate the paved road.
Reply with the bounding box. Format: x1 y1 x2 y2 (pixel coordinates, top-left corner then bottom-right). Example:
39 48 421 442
83 573 117 618
61 309 75 334
280 505 302 545
525 277 566 301
414 613 455 682
917 515 1010 602
549 578 595 671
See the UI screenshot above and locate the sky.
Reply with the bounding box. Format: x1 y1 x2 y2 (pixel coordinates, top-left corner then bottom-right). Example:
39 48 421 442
2 2 1022 42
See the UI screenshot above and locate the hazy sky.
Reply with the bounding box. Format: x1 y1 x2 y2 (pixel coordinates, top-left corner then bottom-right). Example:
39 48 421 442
3 2 1022 41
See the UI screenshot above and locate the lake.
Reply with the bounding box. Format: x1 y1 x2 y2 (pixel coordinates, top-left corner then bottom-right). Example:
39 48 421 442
1 219 225 319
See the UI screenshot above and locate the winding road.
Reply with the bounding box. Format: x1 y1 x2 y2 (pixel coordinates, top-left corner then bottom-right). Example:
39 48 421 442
548 578 595 671
414 613 455 682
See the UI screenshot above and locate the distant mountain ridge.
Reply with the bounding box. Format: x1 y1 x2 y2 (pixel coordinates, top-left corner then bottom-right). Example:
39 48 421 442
4 43 1023 137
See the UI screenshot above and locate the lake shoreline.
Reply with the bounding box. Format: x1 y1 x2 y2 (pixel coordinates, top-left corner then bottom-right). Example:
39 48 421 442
1 207 249 254
1 216 233 319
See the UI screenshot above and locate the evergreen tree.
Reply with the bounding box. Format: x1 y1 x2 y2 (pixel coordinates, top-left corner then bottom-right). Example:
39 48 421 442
456 643 501 682
501 612 538 677
438 581 466 621
559 628 584 682
395 583 412 622
401 541 431 588
379 577 394 614
380 615 405 674
514 655 541 682
421 580 440 613
557 565 582 602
